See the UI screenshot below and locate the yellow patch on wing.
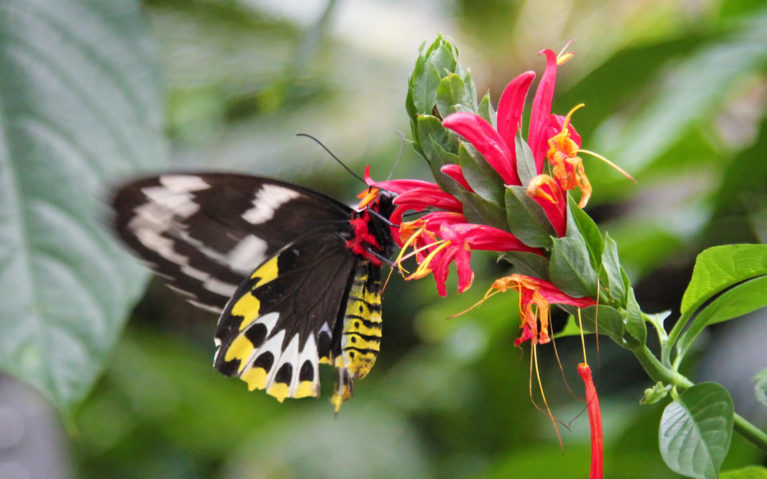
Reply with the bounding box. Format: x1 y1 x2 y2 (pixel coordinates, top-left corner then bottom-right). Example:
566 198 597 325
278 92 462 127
241 367 268 391
294 381 317 399
225 335 256 369
235 256 281 331
267 383 291 402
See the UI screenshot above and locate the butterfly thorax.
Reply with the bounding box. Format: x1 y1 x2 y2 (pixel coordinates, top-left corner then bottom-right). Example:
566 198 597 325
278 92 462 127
345 188 396 265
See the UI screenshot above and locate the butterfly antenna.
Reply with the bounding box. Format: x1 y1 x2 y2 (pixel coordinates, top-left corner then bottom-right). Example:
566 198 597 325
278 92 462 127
386 131 406 181
296 133 366 185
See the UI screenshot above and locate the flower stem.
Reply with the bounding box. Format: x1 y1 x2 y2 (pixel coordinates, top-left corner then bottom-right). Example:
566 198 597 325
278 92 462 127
630 344 767 453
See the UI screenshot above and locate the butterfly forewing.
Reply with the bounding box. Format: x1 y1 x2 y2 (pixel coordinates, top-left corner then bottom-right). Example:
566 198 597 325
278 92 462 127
111 173 353 311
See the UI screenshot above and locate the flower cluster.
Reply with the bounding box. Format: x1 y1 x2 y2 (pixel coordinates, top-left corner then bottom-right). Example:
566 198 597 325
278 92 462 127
367 46 597 346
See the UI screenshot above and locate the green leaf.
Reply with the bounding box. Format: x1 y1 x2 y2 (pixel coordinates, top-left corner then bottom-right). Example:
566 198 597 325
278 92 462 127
499 251 549 280
477 92 495 125
458 142 504 204
557 305 625 342
514 131 537 186
0 0 166 411
455 189 508 231
549 236 598 298
721 466 767 479
436 74 467 116
601 233 627 305
677 275 767 358
624 287 647 346
504 186 555 248
659 383 734 479
567 196 604 269
681 244 767 317
753 369 767 407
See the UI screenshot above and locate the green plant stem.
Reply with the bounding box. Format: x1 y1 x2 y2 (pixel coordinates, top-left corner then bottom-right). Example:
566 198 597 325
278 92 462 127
630 344 767 453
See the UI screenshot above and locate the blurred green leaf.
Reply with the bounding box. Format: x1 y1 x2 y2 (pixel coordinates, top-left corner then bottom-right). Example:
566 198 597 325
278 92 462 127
677 276 767 358
455 188 508 230
550 236 599 298
721 466 767 478
595 9 767 173
514 130 537 186
0 0 166 411
659 383 734 479
754 369 767 408
680 244 767 317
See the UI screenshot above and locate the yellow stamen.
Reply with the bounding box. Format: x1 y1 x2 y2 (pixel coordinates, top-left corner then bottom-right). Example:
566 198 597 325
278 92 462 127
578 149 637 183
356 187 380 209
533 343 564 449
556 40 575 65
577 307 588 366
406 240 451 280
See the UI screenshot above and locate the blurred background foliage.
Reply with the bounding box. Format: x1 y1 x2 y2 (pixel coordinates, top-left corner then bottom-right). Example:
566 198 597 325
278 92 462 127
4 0 766 477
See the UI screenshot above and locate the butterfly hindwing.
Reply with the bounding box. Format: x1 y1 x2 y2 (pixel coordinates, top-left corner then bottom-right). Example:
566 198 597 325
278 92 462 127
111 173 353 311
213 233 360 401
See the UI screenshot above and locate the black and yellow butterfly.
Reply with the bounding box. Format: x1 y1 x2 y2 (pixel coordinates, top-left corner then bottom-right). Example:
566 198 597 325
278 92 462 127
111 173 395 409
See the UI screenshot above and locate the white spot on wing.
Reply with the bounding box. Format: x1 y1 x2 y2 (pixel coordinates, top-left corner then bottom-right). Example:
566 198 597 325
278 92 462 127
242 185 301 224
159 175 210 193
226 235 268 274
203 278 238 296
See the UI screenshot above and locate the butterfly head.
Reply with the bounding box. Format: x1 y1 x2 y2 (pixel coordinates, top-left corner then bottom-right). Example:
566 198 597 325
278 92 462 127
346 188 396 265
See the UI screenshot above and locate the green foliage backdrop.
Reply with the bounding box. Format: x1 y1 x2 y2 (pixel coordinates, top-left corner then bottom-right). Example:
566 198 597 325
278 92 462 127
0 0 765 478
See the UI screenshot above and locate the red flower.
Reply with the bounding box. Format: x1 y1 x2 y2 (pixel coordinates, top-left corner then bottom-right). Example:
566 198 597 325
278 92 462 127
578 363 604 479
399 213 540 296
441 48 592 235
487 274 596 345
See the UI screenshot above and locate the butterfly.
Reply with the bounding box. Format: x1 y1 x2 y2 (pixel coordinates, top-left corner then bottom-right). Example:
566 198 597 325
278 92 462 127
111 173 396 410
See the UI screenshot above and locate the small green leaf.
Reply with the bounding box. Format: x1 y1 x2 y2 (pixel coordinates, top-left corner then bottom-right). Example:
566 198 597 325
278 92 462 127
549 236 598 298
458 143 504 204
677 275 767 358
641 382 672 405
721 466 767 479
455 189 508 231
478 92 495 125
504 186 555 248
436 74 467 117
568 196 604 269
500 251 549 280
754 369 767 407
659 383 734 479
515 131 537 186
602 233 627 305
558 305 625 342
624 287 647 346
681 244 767 318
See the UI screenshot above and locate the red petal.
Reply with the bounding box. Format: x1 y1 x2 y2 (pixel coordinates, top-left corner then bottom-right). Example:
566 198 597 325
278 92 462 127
443 112 520 185
578 363 603 479
529 49 559 173
497 71 536 147
440 164 473 191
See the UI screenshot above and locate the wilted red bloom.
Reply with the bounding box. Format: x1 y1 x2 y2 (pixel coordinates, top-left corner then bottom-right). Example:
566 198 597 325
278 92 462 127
578 363 604 479
487 274 596 345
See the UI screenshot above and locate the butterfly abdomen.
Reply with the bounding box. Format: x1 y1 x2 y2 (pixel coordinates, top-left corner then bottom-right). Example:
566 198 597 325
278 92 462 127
339 261 383 379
